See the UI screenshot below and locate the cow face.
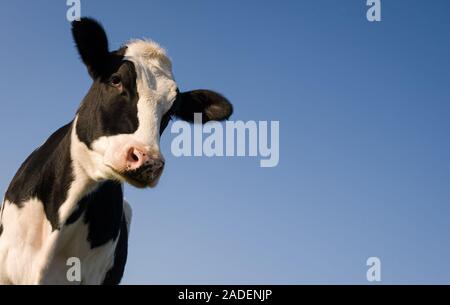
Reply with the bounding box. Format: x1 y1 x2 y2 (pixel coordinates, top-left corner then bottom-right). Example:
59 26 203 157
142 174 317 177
71 18 232 188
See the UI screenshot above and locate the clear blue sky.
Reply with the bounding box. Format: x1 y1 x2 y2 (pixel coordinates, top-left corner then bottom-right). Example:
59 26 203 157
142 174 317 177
0 0 449 284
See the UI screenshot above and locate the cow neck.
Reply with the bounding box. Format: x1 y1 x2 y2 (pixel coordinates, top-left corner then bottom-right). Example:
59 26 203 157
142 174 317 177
55 118 102 227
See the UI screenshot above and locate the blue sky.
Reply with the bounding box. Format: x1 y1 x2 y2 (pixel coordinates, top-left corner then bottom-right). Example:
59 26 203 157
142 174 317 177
0 0 450 284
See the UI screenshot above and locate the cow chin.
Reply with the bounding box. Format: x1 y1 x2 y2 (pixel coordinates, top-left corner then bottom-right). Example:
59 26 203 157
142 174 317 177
104 162 164 188
124 176 157 189
122 167 164 189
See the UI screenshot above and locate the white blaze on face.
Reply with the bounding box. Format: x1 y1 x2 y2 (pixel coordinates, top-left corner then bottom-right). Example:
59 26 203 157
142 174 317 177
123 39 178 151
90 40 178 179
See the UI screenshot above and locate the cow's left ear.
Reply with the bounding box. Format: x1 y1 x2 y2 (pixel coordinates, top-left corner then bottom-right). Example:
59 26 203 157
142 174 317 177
72 18 111 79
175 90 233 123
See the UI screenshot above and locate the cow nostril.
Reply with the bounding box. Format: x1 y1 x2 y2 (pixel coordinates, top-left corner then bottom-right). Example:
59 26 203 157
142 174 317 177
127 148 141 163
131 153 139 162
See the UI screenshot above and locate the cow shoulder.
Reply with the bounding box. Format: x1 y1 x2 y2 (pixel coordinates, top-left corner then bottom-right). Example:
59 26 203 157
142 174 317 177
5 122 74 230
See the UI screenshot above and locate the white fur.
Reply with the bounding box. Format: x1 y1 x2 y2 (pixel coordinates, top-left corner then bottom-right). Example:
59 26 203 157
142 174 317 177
124 40 178 148
0 199 52 284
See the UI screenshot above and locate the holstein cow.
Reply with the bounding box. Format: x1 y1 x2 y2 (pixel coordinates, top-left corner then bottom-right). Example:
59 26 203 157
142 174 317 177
0 18 232 285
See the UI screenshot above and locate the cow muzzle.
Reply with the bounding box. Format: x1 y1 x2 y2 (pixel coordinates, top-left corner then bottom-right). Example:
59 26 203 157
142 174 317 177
104 143 165 188
123 146 165 187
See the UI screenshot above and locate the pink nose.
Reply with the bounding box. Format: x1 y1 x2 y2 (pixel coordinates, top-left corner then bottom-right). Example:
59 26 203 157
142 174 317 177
126 147 164 171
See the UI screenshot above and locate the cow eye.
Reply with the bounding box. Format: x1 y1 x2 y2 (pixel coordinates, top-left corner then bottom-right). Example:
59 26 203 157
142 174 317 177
110 74 122 87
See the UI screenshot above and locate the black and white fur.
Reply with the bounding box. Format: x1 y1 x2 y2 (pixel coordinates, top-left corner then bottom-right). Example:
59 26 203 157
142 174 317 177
0 18 232 285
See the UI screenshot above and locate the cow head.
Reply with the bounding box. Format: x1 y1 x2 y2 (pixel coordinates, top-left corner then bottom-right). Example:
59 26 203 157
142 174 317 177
71 18 232 188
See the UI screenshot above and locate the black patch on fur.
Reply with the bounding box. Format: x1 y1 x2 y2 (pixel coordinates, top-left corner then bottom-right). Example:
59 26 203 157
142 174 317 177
69 181 124 249
102 215 129 285
5 123 74 230
65 181 127 284
65 198 87 226
175 90 233 123
0 223 3 237
76 60 140 148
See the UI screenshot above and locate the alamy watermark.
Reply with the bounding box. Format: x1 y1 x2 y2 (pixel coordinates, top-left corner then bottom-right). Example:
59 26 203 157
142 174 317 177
171 114 280 168
66 257 81 283
366 257 381 282
366 0 382 22
66 0 81 22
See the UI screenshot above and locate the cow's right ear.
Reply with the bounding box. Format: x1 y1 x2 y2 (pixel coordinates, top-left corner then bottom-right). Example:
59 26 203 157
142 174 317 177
72 18 110 79
174 90 233 123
